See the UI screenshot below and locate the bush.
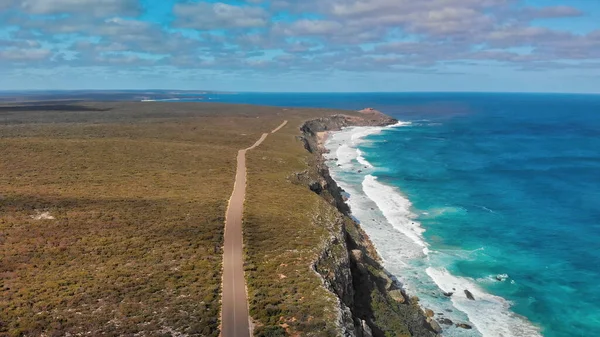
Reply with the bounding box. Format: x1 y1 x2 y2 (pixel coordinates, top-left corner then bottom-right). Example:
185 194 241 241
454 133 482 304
255 325 287 337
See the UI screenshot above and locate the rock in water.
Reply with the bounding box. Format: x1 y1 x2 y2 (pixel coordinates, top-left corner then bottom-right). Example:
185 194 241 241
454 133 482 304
456 323 473 329
439 318 453 325
464 289 475 300
443 292 453 297
495 273 509 282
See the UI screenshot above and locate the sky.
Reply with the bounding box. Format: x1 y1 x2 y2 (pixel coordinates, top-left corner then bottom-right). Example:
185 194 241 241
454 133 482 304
0 0 599 92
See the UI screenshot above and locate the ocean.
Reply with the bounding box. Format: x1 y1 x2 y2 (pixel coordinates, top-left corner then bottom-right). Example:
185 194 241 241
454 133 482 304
204 93 600 336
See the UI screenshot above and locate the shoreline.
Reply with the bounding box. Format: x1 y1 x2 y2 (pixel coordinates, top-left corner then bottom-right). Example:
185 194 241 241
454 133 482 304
321 123 469 337
316 131 329 151
318 118 545 337
300 111 442 336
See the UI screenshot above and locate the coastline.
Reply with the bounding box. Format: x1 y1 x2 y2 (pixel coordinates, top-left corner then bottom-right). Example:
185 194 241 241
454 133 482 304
7 99 592 336
299 110 442 337
316 131 329 151
314 113 545 337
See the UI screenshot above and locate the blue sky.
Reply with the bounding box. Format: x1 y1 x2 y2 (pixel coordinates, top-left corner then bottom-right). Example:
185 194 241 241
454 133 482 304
0 0 599 92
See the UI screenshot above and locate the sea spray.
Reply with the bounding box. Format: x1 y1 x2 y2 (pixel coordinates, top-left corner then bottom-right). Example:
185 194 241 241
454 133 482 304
335 144 356 168
324 124 542 337
356 149 373 168
208 92 600 337
362 174 428 254
426 268 542 337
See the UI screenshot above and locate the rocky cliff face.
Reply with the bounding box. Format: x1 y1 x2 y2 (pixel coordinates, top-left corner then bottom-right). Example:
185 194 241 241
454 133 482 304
300 111 441 337
301 111 398 136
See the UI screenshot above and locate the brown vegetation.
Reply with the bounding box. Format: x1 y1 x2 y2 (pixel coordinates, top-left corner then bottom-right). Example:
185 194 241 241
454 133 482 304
0 102 311 336
243 118 342 336
1 102 428 337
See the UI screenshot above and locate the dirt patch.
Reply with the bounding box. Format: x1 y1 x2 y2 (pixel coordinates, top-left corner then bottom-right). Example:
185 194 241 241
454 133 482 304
31 211 55 220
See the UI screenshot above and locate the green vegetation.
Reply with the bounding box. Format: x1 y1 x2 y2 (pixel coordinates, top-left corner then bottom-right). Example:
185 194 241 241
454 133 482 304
1 102 428 337
244 112 434 337
0 102 310 336
243 112 346 336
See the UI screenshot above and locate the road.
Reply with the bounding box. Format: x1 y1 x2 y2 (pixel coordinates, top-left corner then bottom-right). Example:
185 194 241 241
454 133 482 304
221 120 288 337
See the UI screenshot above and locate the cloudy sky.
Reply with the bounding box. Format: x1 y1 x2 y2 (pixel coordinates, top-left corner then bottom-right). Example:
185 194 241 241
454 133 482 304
1 0 599 92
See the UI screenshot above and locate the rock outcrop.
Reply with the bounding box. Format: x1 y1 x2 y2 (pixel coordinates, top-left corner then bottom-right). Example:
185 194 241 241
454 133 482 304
464 290 475 301
456 323 473 330
300 110 439 337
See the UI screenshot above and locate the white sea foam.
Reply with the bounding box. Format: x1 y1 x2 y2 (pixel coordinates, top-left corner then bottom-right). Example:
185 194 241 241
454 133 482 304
356 149 373 168
422 206 468 218
324 121 544 337
496 274 509 282
337 122 411 168
350 127 383 145
390 121 412 127
475 273 512 285
362 175 429 255
141 98 185 102
347 122 411 145
343 178 426 261
426 268 542 337
328 125 392 170
335 144 357 168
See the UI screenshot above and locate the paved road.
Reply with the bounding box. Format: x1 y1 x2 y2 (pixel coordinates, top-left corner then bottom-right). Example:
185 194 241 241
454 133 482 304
221 121 287 337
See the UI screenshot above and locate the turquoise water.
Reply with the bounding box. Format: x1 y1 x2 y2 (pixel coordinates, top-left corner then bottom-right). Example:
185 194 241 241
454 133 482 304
199 93 600 336
355 95 600 337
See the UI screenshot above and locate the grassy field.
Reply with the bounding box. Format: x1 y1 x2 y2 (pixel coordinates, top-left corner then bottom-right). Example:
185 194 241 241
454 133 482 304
0 102 329 337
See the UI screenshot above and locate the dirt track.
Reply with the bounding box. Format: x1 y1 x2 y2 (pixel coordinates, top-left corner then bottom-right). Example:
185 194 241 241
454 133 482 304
221 120 287 337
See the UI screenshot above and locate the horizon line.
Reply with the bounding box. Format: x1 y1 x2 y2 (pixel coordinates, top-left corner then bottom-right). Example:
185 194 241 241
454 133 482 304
0 89 599 95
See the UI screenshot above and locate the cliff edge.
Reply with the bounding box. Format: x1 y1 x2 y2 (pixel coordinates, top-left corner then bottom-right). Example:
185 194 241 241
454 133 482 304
299 110 441 337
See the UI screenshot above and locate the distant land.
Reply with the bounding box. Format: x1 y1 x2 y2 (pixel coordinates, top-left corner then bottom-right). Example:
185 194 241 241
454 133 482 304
0 90 233 103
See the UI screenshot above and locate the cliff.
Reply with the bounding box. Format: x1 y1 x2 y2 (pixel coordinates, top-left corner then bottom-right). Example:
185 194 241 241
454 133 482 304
299 110 441 337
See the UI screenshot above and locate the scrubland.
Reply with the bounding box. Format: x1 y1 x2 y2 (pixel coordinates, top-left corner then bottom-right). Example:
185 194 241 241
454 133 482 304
0 102 303 336
1 102 422 337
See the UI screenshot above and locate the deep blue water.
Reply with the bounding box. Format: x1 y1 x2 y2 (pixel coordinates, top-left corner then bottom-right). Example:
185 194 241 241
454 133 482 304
209 92 600 336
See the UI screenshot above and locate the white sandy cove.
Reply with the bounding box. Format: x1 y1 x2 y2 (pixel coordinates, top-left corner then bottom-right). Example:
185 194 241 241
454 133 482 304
324 123 543 337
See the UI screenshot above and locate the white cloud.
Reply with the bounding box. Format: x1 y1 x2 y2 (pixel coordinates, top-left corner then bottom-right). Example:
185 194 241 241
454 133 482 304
93 53 157 65
0 48 52 61
20 0 140 16
0 39 40 48
525 5 583 19
0 0 15 10
174 2 269 29
275 19 343 36
1 0 599 74
487 26 572 47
